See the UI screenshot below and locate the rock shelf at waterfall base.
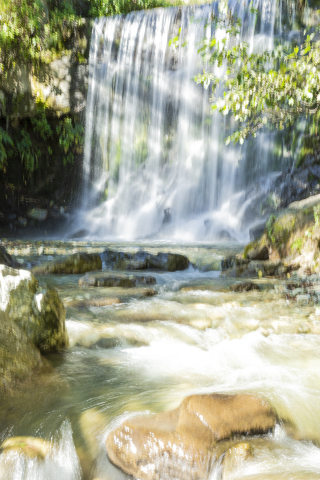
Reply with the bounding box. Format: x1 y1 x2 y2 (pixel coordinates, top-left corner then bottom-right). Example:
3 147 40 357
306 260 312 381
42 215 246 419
239 193 320 278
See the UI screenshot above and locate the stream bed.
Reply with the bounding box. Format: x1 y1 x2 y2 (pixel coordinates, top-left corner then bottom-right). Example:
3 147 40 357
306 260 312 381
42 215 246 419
1 240 320 479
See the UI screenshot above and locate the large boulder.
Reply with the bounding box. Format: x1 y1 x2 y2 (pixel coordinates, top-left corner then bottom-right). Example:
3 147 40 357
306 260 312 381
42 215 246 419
79 272 156 288
103 249 189 272
32 252 102 275
106 393 276 480
241 193 320 275
0 265 68 352
0 311 43 396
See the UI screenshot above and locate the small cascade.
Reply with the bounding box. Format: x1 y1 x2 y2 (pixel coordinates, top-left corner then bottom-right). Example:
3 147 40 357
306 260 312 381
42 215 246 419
79 0 300 241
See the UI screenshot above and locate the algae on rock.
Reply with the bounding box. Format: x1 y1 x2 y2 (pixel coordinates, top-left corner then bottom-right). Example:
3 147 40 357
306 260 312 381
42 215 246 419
0 311 43 396
32 252 102 275
0 265 68 352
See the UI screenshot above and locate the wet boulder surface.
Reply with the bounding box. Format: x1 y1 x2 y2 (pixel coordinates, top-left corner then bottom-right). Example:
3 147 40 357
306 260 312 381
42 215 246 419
0 265 68 353
79 271 156 288
32 252 102 275
106 393 276 480
102 249 189 272
0 311 43 396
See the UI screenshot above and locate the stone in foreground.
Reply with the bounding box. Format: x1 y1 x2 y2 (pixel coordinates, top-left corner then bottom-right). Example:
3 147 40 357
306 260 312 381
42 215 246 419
0 311 43 396
1 265 68 352
106 393 276 480
79 272 156 288
32 252 102 275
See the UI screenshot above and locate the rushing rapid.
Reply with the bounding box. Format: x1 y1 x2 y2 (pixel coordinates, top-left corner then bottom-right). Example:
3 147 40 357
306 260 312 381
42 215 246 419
1 240 320 479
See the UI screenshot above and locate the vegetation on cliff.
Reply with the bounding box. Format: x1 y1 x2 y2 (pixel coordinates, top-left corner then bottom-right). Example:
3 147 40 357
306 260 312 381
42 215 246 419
195 1 320 150
0 0 174 222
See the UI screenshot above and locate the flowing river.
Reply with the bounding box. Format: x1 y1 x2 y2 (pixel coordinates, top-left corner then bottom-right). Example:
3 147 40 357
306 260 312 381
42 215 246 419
1 240 320 479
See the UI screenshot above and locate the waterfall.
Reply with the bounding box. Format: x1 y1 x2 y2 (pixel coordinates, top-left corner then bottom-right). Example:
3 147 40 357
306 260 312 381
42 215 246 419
79 0 294 242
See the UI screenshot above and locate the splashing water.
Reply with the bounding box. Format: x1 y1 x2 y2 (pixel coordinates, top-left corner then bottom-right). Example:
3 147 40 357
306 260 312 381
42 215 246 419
78 0 295 241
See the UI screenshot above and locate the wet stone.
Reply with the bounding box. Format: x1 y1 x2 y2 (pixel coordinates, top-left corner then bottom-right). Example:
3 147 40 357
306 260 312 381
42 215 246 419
106 393 276 480
102 249 189 272
32 252 102 275
222 442 254 480
230 282 260 292
1 265 68 353
0 436 50 459
79 272 156 288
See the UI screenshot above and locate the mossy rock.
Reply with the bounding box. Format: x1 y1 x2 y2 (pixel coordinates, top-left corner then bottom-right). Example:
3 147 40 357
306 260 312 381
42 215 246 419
0 311 43 396
1 265 68 353
243 234 269 260
103 249 189 272
32 252 102 275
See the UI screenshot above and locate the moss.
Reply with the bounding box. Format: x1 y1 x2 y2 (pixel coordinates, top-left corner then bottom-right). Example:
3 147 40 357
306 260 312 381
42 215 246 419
269 213 296 249
243 241 255 259
291 237 304 254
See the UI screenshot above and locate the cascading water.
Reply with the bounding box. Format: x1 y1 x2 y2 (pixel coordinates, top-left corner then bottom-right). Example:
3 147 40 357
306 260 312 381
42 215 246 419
79 0 298 241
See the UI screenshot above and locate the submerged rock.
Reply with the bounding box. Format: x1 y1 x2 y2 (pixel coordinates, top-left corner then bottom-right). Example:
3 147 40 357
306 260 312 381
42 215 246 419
79 272 156 288
0 436 50 459
32 252 102 275
0 311 43 396
106 393 276 480
103 249 189 272
230 282 260 292
0 265 68 352
222 442 254 480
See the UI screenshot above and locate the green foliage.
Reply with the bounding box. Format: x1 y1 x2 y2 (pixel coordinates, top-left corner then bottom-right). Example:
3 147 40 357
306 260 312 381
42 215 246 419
314 205 320 227
291 237 304 254
88 0 174 17
17 129 39 173
31 105 53 141
195 1 320 145
0 127 13 168
56 117 84 165
266 214 276 242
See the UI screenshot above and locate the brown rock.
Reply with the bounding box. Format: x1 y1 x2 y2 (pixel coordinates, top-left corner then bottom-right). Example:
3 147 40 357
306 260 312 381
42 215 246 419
222 442 253 479
230 282 260 292
106 393 276 480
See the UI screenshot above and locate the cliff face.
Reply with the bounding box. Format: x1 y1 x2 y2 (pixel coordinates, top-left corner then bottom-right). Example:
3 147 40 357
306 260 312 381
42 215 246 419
0 20 92 119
